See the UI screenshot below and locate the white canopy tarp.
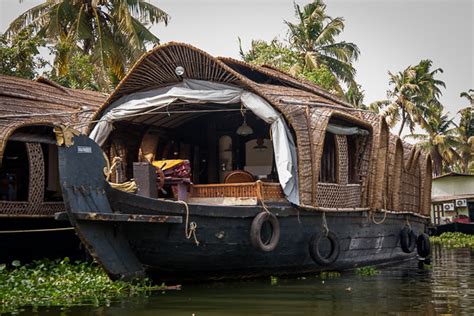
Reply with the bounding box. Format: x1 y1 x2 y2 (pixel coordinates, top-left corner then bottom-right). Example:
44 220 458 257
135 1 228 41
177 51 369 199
90 79 300 205
327 123 369 136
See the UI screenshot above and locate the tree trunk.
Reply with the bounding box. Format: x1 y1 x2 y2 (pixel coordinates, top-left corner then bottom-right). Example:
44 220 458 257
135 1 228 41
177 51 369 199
398 109 406 136
431 148 443 176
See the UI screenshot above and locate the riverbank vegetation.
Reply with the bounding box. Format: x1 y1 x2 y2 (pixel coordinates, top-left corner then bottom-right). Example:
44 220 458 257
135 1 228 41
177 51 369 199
0 258 165 314
431 232 474 248
355 266 379 277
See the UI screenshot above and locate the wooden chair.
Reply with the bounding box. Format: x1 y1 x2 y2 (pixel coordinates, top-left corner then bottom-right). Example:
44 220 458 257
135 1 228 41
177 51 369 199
224 170 255 184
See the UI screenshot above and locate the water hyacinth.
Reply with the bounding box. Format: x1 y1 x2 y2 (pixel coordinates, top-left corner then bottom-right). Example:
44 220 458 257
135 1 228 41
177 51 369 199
355 266 379 277
431 232 474 248
0 258 165 313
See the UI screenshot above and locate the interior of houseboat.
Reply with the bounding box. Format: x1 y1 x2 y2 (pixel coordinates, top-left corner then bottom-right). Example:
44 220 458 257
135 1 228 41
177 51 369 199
98 92 371 207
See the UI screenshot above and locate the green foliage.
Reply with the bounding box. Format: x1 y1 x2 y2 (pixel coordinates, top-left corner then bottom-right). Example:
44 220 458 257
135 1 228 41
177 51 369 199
0 258 164 313
240 0 361 102
6 0 169 91
300 65 339 92
319 271 341 279
355 266 379 277
431 232 474 248
285 1 360 86
270 275 278 285
45 47 102 91
452 96 474 174
240 39 299 73
371 59 446 136
344 83 366 109
241 38 340 93
0 28 46 79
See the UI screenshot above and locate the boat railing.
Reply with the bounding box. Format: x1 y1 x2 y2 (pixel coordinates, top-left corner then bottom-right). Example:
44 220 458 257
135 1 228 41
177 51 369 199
316 183 361 208
188 181 286 202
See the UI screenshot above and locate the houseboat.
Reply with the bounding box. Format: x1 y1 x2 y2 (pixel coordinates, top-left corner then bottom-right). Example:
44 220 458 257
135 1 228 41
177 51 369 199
56 43 432 282
0 75 105 262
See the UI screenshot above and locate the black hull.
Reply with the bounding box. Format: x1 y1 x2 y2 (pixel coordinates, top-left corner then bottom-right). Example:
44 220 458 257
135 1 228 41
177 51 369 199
108 190 426 282
58 136 428 282
0 218 83 263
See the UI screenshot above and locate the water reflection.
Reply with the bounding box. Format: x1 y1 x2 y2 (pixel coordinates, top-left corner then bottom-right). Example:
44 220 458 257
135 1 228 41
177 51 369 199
23 246 474 315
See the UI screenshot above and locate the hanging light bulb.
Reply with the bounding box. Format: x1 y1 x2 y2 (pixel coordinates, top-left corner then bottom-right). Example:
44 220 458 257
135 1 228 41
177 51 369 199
175 66 185 76
236 116 253 136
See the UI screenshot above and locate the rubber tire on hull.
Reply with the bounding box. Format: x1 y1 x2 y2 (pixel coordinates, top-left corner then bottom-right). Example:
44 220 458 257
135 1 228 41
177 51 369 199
308 231 340 266
400 227 417 253
250 212 280 252
417 233 431 258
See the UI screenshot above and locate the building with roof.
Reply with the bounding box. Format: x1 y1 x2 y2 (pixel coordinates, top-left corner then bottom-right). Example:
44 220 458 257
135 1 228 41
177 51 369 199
431 172 474 225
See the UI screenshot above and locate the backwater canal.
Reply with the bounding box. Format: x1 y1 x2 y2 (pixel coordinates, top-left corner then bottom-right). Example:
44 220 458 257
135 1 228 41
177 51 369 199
21 245 474 315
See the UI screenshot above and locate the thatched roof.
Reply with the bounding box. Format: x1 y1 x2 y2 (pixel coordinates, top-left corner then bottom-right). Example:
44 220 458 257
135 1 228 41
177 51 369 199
0 75 107 161
90 42 431 212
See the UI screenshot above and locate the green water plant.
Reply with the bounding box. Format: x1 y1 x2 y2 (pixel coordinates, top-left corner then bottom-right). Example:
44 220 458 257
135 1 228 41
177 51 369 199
270 276 278 286
431 232 474 248
355 266 379 277
319 271 341 279
0 258 165 313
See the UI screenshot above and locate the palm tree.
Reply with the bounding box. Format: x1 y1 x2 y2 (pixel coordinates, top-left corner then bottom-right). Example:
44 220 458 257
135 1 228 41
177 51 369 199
405 105 458 176
460 89 474 105
454 91 474 173
7 0 169 90
371 60 445 136
285 0 360 87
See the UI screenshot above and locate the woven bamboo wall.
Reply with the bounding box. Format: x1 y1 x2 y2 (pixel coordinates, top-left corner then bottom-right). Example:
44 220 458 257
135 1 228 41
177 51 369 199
386 135 404 211
419 153 433 216
353 112 389 210
0 142 65 216
254 84 316 206
401 146 422 213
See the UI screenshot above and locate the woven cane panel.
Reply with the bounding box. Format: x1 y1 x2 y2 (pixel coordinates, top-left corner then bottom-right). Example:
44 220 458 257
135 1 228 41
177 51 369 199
316 183 361 208
419 154 432 216
26 143 45 208
401 165 421 213
335 135 348 185
357 134 372 207
386 135 403 211
0 142 66 217
0 202 64 216
262 183 286 200
308 108 333 206
190 182 285 201
264 99 313 205
192 184 256 198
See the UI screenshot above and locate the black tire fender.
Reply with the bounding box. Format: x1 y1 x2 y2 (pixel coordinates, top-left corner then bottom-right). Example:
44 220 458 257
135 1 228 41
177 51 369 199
400 227 417 253
308 231 340 266
250 212 280 252
417 233 431 258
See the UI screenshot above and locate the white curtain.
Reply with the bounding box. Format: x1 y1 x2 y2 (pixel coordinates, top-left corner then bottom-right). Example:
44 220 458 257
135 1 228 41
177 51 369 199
90 79 300 205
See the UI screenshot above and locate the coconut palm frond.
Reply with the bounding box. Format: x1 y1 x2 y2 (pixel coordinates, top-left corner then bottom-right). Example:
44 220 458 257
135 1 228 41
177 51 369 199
315 17 344 46
6 2 54 36
134 0 170 25
318 41 360 63
318 54 356 85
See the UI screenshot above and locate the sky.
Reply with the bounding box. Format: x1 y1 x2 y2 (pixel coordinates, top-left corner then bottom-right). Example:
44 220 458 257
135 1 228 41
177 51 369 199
1 0 473 119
